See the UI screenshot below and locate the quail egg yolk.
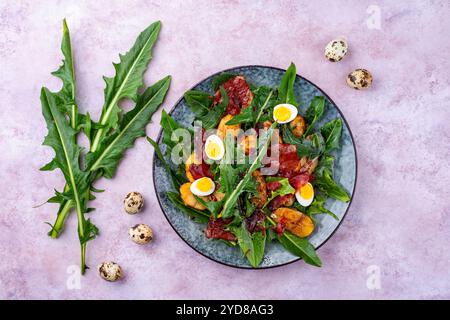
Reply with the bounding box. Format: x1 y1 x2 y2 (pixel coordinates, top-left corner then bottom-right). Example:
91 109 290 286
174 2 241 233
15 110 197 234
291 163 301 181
273 106 292 122
206 141 221 159
300 183 314 200
196 177 214 193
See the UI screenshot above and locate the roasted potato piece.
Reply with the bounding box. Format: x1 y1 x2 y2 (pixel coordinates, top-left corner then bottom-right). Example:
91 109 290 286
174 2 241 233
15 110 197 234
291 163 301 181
250 170 267 208
180 183 206 210
217 114 241 139
306 157 318 175
272 207 314 238
289 115 306 137
209 190 225 202
261 120 272 130
260 121 283 144
239 135 257 155
268 194 295 211
299 156 319 175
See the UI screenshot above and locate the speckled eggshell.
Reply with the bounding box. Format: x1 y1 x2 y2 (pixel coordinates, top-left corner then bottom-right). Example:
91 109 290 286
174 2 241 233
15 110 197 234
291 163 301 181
98 262 122 282
325 38 348 62
129 224 154 245
123 192 144 214
347 69 373 89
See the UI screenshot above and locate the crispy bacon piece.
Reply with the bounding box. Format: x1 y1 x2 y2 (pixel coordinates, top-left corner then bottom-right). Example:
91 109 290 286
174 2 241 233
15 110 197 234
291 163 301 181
273 217 287 235
289 173 311 190
277 144 301 177
268 194 295 211
205 218 236 241
213 76 253 115
245 210 266 233
266 181 281 192
189 162 214 180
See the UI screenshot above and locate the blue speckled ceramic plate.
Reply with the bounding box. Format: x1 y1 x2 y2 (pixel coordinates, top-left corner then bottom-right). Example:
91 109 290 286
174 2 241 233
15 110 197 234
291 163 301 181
153 65 357 268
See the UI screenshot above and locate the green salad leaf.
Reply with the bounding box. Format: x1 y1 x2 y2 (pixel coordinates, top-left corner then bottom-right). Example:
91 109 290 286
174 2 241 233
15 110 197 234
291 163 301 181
43 20 80 239
229 223 266 268
184 90 212 117
221 123 276 218
147 137 184 189
91 21 161 151
315 154 334 176
321 118 343 152
40 88 95 274
266 216 321 267
253 86 275 125
51 19 78 125
41 20 170 274
307 195 339 220
160 110 190 152
314 170 350 202
281 124 302 144
195 197 223 218
294 195 339 221
296 132 324 159
167 192 210 224
282 125 324 159
303 96 325 137
277 231 322 267
197 86 228 129
225 106 254 125
277 62 298 106
86 76 171 178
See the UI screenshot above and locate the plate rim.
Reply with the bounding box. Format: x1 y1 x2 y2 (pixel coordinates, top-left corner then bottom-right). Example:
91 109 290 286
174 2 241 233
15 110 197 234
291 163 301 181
152 64 358 269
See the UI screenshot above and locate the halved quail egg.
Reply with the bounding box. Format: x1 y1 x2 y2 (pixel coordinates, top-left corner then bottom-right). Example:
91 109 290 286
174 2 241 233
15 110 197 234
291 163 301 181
204 134 225 161
295 182 315 207
190 177 215 197
273 104 298 124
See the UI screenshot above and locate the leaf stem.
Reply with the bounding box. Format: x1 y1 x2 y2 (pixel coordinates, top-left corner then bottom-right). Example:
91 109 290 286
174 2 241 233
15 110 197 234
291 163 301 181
49 199 73 238
254 90 273 125
80 243 86 274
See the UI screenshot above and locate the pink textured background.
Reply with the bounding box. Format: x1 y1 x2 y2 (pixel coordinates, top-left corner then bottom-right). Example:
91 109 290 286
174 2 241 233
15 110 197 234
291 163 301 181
1 0 449 299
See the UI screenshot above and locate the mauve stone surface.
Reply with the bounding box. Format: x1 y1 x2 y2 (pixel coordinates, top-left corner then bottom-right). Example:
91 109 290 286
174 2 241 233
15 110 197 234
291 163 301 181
0 0 449 299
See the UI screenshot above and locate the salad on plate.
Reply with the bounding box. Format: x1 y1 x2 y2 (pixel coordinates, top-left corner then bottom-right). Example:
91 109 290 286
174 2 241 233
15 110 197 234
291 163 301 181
149 63 350 267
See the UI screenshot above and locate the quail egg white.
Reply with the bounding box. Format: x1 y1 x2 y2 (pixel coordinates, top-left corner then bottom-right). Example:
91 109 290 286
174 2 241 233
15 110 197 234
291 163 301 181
273 104 298 124
295 182 315 207
190 177 215 197
204 134 225 161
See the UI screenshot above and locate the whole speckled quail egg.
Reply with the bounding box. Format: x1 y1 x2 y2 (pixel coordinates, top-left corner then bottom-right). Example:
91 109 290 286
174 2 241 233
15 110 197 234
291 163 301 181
347 69 373 89
98 262 122 282
325 38 348 62
128 224 153 245
124 192 144 214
